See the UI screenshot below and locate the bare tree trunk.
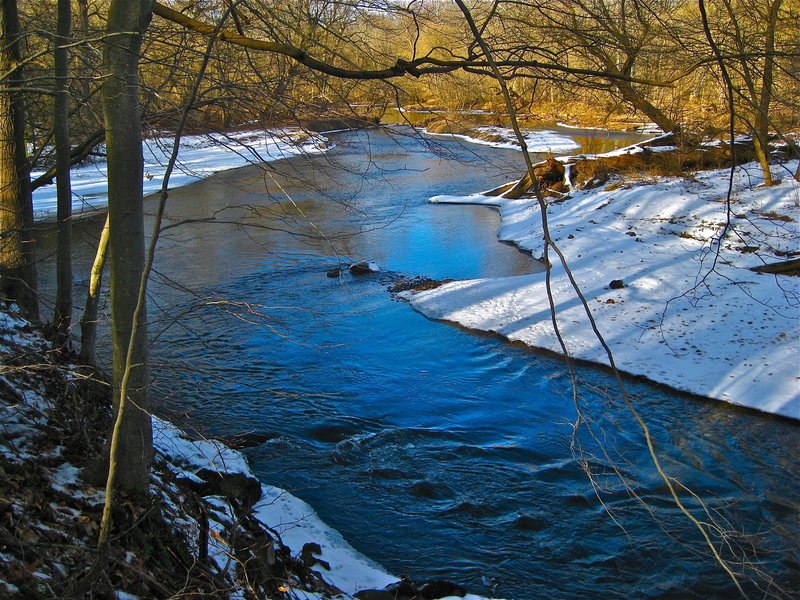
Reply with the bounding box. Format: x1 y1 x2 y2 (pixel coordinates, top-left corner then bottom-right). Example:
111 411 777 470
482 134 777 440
101 0 153 496
52 0 73 348
751 134 773 185
79 215 109 365
607 65 679 133
0 0 38 319
751 0 782 186
616 80 678 133
77 0 91 99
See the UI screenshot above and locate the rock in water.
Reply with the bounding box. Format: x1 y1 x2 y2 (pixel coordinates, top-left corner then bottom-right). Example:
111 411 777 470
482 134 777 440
220 431 276 448
326 267 341 278
513 514 548 531
418 580 468 598
358 577 469 600
348 261 380 275
354 590 396 600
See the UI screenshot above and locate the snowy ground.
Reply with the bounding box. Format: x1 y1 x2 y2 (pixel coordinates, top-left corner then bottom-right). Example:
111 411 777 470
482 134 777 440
423 126 582 153
411 153 800 419
31 128 329 219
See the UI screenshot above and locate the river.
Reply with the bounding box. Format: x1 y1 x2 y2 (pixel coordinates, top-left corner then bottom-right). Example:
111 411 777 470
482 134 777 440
36 127 799 599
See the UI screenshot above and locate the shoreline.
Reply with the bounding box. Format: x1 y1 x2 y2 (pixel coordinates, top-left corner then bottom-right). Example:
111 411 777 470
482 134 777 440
30 127 330 220
413 301 800 425
410 148 799 420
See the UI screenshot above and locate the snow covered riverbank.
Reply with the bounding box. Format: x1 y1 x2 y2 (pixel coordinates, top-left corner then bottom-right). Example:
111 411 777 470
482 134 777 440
31 128 329 219
422 125 582 153
412 156 800 419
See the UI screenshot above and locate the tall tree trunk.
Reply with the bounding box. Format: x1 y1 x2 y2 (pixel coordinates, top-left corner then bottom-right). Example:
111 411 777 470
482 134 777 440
0 0 38 319
52 0 73 347
101 0 153 495
75 0 95 117
751 130 773 185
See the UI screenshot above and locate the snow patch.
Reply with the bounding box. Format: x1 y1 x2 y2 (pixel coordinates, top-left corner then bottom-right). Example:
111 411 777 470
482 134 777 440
254 486 397 596
152 416 254 477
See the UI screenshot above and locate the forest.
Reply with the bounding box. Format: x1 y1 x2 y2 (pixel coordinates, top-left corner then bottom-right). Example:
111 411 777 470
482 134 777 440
1 0 799 598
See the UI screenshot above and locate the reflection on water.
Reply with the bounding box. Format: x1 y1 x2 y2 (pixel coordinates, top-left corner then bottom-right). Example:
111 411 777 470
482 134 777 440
35 128 799 599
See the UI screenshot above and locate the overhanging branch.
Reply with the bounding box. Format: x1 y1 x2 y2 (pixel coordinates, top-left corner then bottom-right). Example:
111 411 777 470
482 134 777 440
151 2 670 86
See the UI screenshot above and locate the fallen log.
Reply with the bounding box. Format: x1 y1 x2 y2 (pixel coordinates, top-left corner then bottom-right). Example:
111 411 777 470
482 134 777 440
569 139 759 189
750 258 800 276
485 156 566 198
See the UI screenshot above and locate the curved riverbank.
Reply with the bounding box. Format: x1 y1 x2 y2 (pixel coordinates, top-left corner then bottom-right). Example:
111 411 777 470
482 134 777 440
413 302 800 425
410 151 800 419
30 127 330 219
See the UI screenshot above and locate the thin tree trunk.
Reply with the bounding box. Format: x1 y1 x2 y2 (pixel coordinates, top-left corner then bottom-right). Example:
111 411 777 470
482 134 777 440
751 134 773 185
77 0 91 98
99 0 224 547
79 215 109 365
0 0 38 319
751 0 782 186
100 0 153 498
52 0 73 348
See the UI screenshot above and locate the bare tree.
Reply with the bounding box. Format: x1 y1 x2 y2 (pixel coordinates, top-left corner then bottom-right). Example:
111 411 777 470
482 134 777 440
700 0 790 184
497 0 683 131
51 0 73 348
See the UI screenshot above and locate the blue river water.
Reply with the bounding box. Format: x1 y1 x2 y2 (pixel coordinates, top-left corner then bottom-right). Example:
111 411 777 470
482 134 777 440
39 127 799 599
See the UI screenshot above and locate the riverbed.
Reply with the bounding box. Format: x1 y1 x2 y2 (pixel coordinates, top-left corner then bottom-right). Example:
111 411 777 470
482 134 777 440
36 127 799 599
